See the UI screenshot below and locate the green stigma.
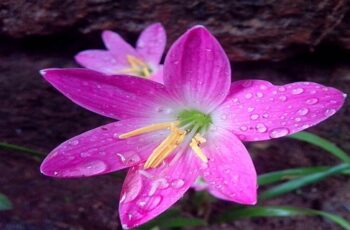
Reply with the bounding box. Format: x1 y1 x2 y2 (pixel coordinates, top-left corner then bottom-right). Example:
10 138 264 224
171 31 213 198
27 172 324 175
178 109 212 132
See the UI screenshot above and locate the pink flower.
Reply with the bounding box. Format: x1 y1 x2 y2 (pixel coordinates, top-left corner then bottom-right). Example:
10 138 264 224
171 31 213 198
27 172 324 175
75 23 166 83
40 26 345 229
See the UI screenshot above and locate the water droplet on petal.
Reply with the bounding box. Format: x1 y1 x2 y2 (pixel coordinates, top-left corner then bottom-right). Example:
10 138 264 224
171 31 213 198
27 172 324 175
245 93 253 99
260 85 268 90
80 151 91 158
256 92 263 98
292 88 304 95
247 107 254 112
294 117 301 122
232 175 239 183
279 95 287 102
137 195 162 211
120 193 127 203
69 140 79 145
240 125 248 131
256 123 267 133
78 160 107 176
297 108 309 116
116 153 126 163
324 109 336 116
171 179 185 189
262 113 269 118
157 178 169 189
127 154 141 165
306 98 318 105
250 114 259 120
269 128 290 138
278 87 286 92
232 97 239 103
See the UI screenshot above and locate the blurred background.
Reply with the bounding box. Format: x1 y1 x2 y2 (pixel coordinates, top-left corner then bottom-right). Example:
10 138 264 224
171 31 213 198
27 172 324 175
0 1 349 229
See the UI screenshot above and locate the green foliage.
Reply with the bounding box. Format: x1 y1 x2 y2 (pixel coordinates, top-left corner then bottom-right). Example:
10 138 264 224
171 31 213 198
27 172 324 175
259 163 350 200
218 206 350 230
0 193 12 211
289 131 350 164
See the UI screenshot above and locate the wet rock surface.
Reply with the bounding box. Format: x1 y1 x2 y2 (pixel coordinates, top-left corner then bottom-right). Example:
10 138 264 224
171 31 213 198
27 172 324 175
1 0 350 61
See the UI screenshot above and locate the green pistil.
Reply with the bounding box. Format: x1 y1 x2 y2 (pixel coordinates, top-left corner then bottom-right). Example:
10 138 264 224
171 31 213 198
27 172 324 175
178 109 212 132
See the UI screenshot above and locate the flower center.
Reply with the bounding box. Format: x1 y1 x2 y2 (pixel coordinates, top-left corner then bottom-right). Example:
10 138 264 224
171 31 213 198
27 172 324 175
119 110 212 169
121 55 152 77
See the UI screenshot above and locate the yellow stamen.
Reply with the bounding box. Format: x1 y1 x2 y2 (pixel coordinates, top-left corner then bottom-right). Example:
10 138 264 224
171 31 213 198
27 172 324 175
119 121 209 169
190 138 208 163
194 133 206 144
142 67 151 76
144 127 186 169
144 124 186 169
119 121 179 139
119 55 151 77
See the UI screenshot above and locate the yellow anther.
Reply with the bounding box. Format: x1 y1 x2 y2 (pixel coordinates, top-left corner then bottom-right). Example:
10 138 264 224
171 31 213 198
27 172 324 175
119 55 151 77
144 124 186 169
142 67 151 77
190 138 208 163
119 121 179 139
194 133 206 144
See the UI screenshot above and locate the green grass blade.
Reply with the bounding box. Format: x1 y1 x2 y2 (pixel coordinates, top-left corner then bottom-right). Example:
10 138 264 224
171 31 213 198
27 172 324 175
0 142 43 158
289 131 350 164
260 163 350 200
0 193 12 211
258 166 330 185
218 206 350 230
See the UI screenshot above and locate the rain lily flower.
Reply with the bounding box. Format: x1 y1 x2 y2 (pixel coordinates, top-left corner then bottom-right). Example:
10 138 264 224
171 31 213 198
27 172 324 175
75 23 166 83
40 26 345 229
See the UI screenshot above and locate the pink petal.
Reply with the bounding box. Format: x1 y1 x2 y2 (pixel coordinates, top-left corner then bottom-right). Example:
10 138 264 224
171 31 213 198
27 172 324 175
213 80 346 141
41 68 178 120
191 177 228 200
136 23 166 65
148 65 164 84
163 26 231 112
74 50 125 75
102 30 140 66
201 128 257 204
119 150 201 229
40 119 167 177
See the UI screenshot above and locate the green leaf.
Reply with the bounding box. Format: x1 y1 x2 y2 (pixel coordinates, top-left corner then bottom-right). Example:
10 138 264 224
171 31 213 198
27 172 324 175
258 166 331 186
218 206 350 230
0 142 43 159
0 193 12 211
137 208 207 229
260 163 350 200
289 131 350 164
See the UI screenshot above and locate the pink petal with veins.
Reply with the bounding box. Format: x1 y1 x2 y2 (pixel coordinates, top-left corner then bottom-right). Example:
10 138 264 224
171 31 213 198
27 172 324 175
163 26 231 112
119 149 201 229
213 80 346 141
102 30 140 66
74 50 125 75
137 23 166 66
40 119 168 177
201 127 257 204
41 68 178 120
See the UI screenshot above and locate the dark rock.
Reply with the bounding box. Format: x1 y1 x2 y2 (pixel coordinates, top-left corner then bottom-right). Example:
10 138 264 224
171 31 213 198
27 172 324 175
0 0 349 61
